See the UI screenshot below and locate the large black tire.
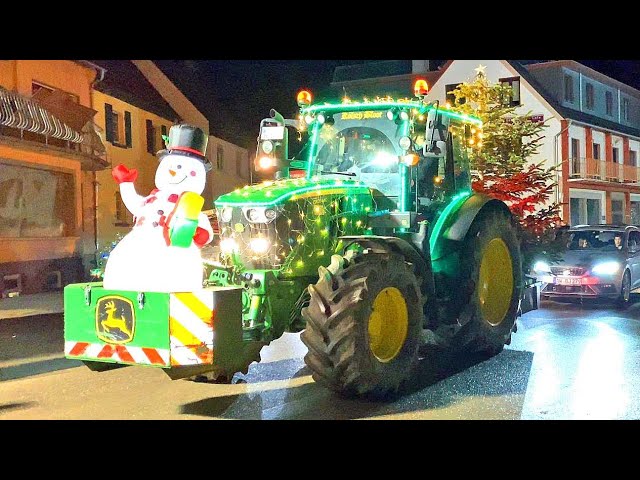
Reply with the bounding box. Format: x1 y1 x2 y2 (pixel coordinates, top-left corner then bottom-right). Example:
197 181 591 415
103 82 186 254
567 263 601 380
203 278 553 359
301 250 424 398
616 270 632 310
453 209 523 355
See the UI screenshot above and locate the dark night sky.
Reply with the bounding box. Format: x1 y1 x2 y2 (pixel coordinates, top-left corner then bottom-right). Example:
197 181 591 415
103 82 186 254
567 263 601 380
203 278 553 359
154 60 640 150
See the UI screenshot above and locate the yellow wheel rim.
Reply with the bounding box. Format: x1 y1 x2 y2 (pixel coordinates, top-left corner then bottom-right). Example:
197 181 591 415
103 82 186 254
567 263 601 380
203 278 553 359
478 238 514 326
368 287 409 363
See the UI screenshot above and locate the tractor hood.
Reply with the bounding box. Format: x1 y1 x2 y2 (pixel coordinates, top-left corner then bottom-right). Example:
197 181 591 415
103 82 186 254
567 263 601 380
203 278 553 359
214 177 371 208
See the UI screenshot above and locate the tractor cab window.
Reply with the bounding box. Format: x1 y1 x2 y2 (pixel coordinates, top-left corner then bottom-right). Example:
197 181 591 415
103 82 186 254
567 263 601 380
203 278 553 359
314 126 402 198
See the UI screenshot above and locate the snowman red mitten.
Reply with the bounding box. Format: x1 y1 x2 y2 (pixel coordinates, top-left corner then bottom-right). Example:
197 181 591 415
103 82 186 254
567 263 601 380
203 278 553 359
192 227 211 248
112 164 138 184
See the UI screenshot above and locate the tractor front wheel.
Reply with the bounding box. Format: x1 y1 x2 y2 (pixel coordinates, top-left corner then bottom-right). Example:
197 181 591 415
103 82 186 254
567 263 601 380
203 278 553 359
301 251 424 398
454 209 523 355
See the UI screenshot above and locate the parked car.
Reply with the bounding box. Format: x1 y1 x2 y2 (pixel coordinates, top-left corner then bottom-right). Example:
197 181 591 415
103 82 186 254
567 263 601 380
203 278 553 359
532 224 640 307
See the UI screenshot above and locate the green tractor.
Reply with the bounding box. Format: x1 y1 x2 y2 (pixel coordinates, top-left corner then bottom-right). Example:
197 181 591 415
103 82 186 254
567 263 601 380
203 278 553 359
209 83 536 396
63 81 538 398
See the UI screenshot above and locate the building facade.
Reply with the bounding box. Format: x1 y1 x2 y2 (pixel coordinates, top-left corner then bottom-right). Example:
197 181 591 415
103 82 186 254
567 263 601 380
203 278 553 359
0 60 107 296
332 59 640 227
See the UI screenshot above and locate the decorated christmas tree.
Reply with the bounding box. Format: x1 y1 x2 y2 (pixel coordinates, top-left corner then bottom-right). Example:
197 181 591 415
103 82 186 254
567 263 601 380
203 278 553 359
447 65 564 270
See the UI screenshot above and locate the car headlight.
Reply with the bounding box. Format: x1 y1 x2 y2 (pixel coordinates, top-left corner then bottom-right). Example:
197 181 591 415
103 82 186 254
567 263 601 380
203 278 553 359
220 207 233 223
220 238 238 254
249 237 270 254
265 208 277 220
592 261 621 275
533 261 551 273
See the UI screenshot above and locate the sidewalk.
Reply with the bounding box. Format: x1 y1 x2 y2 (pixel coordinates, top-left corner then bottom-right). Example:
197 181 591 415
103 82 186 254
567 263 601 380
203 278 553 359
0 292 64 320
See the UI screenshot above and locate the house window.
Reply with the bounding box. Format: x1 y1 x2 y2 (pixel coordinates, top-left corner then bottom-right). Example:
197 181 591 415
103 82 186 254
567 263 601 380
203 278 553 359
613 146 620 163
112 110 123 144
564 74 574 103
622 98 630 121
593 143 601 160
216 145 224 170
236 151 243 177
0 163 75 238
146 119 156 154
585 83 594 110
606 91 614 116
499 76 521 106
630 150 637 166
115 192 131 226
612 199 624 224
570 138 580 176
104 103 132 148
445 83 464 106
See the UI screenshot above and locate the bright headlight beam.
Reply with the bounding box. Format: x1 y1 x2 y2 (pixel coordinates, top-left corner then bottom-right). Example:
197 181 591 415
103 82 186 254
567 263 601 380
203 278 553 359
592 261 621 275
534 261 551 273
372 152 398 167
220 238 238 254
249 237 270 254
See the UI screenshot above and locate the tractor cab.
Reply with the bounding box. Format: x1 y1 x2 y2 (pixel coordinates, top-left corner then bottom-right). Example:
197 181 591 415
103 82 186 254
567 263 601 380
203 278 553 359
254 84 483 227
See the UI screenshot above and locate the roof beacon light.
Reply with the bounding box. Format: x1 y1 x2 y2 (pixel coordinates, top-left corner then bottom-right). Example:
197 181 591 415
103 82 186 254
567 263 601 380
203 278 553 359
414 79 429 97
297 90 313 107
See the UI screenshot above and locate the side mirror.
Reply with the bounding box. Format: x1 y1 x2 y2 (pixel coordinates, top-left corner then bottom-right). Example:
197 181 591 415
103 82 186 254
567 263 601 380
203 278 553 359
424 140 446 158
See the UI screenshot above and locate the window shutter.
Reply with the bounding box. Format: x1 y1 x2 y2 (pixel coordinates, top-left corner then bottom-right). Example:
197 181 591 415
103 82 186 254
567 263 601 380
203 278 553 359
146 119 154 154
105 103 114 142
124 111 132 147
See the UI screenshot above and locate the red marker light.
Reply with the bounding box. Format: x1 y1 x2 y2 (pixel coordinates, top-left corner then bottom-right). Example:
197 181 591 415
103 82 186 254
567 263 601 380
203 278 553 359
297 90 312 107
414 79 429 97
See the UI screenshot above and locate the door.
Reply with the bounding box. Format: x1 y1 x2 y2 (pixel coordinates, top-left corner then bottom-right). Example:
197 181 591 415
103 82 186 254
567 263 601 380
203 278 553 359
628 230 640 289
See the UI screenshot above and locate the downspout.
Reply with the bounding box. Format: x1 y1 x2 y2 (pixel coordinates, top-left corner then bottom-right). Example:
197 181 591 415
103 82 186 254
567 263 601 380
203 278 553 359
90 66 106 253
553 118 572 207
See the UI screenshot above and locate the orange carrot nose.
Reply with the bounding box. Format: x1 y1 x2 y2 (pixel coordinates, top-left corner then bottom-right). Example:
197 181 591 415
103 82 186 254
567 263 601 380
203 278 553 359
169 169 176 177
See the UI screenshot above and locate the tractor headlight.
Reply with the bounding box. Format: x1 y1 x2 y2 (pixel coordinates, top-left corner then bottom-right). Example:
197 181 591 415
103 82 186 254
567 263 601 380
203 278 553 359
220 238 238 254
244 207 279 223
592 261 621 275
265 208 277 220
220 207 233 223
247 208 261 222
261 140 274 154
249 237 271 254
533 261 551 273
399 136 412 151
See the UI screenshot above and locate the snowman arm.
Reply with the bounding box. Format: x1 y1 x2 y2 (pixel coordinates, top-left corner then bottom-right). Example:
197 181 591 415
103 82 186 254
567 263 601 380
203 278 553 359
193 212 214 247
119 182 145 217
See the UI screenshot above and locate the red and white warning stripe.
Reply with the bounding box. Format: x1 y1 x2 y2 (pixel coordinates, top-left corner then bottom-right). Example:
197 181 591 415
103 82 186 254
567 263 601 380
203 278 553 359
65 341 170 366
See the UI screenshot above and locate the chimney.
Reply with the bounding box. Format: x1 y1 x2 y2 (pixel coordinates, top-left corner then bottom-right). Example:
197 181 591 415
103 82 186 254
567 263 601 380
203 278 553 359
412 60 430 74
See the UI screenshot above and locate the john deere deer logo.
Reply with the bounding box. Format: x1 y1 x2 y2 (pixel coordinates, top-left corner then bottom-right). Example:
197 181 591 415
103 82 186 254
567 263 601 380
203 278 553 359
95 296 135 344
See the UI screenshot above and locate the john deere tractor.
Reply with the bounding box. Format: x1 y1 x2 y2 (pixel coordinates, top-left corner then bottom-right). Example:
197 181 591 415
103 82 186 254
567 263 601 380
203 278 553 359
209 82 535 397
64 80 536 398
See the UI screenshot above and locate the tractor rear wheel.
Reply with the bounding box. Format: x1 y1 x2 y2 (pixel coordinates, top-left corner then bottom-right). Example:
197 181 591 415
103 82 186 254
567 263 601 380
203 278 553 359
453 209 522 355
301 250 423 398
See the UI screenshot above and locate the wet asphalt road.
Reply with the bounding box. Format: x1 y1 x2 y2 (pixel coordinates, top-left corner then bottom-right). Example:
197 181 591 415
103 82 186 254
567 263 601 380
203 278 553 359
1 298 639 420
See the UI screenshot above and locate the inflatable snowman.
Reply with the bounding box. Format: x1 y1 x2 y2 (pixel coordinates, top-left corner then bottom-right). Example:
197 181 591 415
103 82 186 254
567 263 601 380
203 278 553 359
103 124 214 293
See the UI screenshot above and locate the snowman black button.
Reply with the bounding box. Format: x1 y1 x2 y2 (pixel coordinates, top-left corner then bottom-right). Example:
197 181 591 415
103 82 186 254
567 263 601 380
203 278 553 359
158 210 164 215
152 221 159 227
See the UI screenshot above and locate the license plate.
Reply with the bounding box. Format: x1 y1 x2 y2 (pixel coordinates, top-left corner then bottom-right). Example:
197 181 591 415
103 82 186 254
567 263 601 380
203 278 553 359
556 277 581 286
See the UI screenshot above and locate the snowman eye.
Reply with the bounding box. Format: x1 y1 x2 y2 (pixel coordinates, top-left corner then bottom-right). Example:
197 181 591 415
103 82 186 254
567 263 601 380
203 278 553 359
176 165 182 169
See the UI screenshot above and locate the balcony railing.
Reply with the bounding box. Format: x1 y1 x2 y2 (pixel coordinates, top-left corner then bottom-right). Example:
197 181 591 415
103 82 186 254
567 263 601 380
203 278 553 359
0 86 108 170
569 157 640 184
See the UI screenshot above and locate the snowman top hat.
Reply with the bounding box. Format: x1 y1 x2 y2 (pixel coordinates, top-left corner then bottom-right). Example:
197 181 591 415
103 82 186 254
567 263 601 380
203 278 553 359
158 123 212 172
